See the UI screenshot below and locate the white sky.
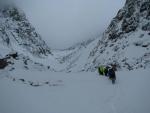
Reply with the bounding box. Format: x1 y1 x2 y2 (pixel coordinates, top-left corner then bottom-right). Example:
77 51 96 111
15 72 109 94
8 0 125 49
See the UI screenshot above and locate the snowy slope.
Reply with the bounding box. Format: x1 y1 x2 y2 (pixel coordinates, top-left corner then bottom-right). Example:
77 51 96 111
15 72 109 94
44 0 150 72
0 4 55 71
83 0 150 71
51 38 99 72
0 69 150 113
0 5 51 58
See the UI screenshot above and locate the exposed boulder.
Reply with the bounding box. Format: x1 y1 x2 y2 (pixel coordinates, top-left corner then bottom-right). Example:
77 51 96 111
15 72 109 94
0 58 8 69
6 52 18 59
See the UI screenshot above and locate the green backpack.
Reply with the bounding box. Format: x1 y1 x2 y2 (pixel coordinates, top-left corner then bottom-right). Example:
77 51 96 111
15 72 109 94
98 66 105 75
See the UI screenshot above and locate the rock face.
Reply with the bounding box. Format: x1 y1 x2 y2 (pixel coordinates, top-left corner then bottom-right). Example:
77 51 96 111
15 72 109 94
107 0 150 40
0 5 51 57
84 0 150 71
0 58 8 69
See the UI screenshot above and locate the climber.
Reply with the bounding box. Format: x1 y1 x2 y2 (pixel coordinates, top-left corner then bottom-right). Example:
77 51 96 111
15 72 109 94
98 65 109 76
104 66 110 76
98 66 105 75
107 64 116 84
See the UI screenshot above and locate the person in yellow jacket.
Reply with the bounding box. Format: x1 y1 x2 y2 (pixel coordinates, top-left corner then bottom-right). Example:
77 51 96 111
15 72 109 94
98 66 105 75
98 65 110 76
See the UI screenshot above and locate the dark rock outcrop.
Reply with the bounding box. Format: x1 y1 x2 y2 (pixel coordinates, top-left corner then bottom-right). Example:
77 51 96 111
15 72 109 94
106 0 150 40
0 58 8 69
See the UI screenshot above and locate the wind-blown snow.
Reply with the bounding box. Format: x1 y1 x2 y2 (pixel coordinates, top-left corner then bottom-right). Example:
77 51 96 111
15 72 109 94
0 69 150 113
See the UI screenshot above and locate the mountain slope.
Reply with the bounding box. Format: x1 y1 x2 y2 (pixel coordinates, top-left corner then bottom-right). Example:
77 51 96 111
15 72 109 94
51 38 98 72
52 0 150 72
83 0 150 71
0 5 51 57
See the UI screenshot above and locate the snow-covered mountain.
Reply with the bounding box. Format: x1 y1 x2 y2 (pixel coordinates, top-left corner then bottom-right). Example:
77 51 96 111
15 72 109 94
0 5 51 58
51 38 98 72
61 0 150 72
85 0 150 71
0 4 55 71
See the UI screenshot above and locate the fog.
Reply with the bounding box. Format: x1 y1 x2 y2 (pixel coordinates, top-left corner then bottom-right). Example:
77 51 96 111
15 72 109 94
1 0 125 49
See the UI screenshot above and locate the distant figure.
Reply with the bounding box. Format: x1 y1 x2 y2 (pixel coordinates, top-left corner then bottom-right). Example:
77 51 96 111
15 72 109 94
108 65 116 84
104 66 110 76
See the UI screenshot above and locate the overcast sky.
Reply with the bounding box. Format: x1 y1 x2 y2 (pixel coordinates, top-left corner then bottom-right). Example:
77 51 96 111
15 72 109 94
5 0 125 49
